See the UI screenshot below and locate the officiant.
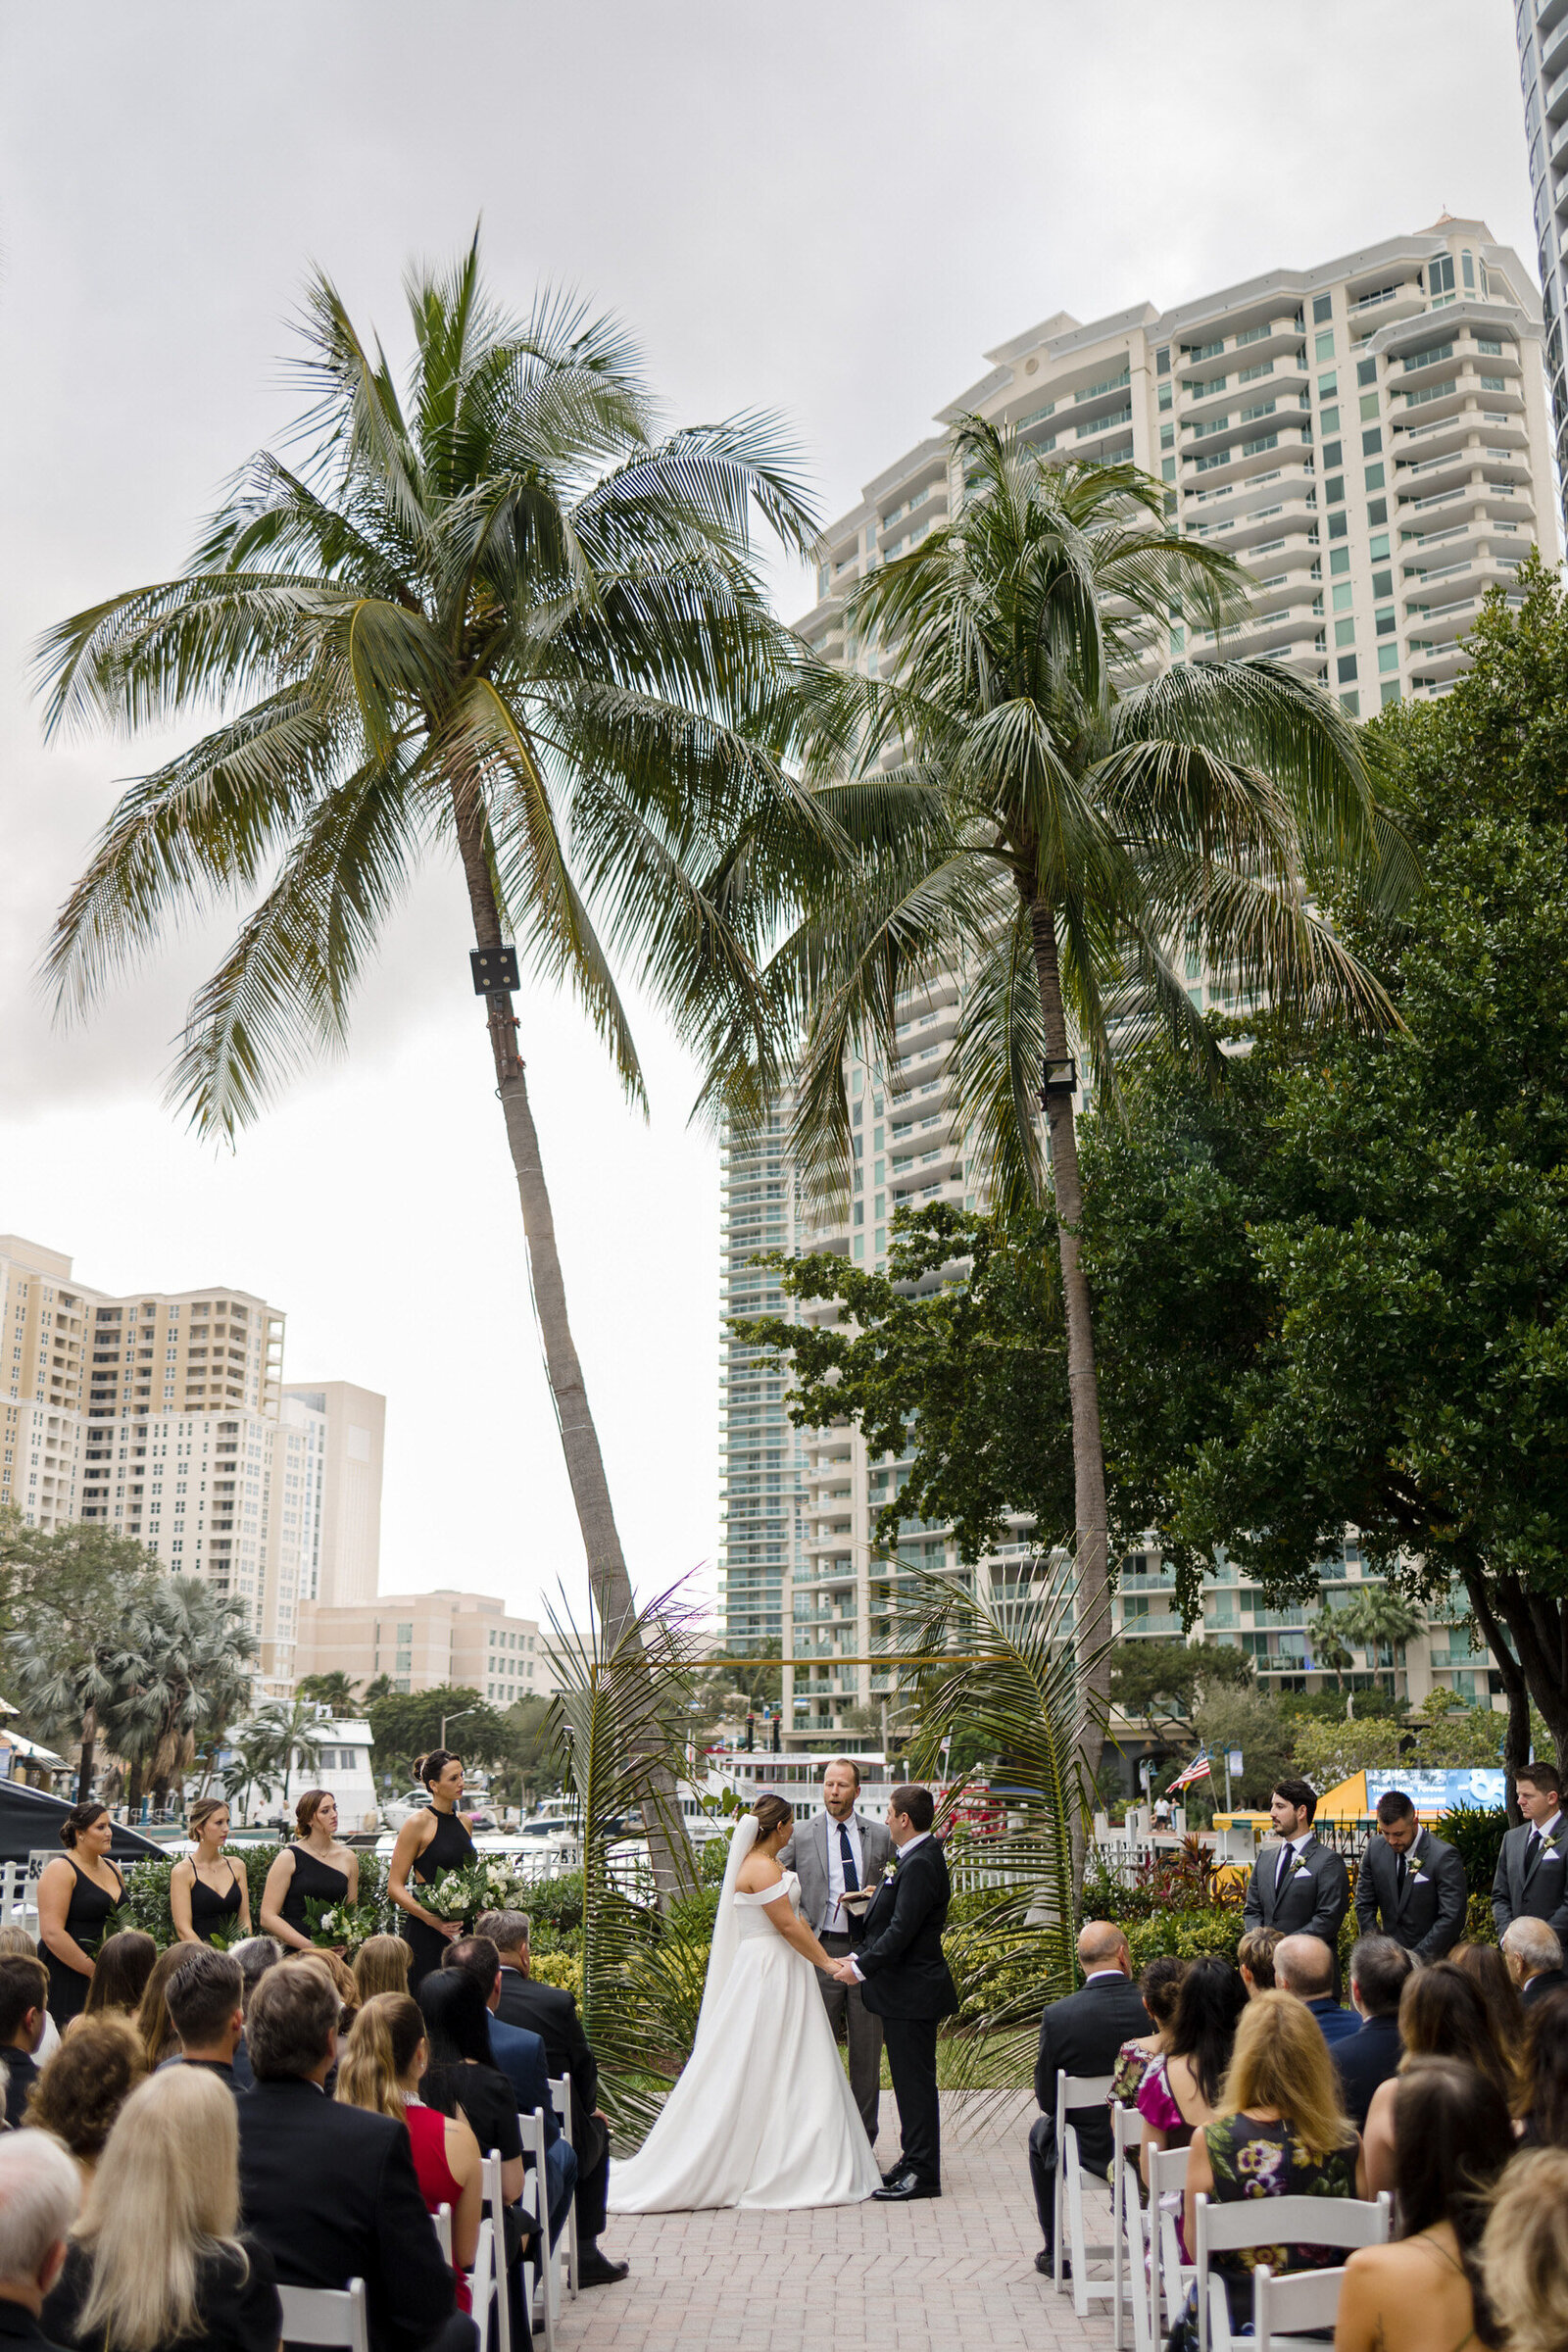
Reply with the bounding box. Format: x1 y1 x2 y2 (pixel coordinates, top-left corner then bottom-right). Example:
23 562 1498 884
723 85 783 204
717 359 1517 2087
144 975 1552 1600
779 1758 892 2144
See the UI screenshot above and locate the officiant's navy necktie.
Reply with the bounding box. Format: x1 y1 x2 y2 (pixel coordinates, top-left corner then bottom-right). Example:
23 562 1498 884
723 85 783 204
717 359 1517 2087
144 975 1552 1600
839 1824 859 1892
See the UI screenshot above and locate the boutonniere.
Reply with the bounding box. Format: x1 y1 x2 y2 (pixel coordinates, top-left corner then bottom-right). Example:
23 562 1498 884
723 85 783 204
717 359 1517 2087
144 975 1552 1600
881 1859 900 1886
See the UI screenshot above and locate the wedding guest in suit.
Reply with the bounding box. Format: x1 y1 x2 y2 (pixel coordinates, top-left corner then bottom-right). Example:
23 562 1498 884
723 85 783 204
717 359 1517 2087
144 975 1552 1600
0 1959 50 2128
1492 1757 1568 1941
1353 1790 1468 1960
235 1957 469 2352
21 2020 146 2191
1515 1983 1568 2147
443 1937 576 2241
778 1758 893 2145
1274 1934 1358 2045
838 1784 959 2202
475 1910 626 2288
0 2131 79 2352
1241 1782 1350 1978
1362 1960 1510 2195
1502 1916 1568 2008
161 1948 247 2095
1334 1935 1411 2131
1026 1921 1151 2277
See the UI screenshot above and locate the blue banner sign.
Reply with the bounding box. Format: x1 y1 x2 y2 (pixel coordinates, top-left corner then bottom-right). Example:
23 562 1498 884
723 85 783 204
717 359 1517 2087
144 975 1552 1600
1364 1769 1506 1816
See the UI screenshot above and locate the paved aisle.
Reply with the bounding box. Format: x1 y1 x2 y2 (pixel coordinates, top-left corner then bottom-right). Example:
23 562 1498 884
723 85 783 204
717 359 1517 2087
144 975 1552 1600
557 2092 1111 2352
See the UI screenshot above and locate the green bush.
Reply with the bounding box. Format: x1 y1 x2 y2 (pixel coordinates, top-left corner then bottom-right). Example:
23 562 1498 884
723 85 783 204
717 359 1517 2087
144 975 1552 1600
523 1871 584 1942
1438 1806 1508 1897
1124 1910 1248 1969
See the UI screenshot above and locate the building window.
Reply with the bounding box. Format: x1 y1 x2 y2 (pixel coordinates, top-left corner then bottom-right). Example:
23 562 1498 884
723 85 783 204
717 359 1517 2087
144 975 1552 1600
1378 643 1400 673
1312 294 1333 324
1321 441 1343 470
1364 463 1386 491
1337 654 1359 684
1315 330 1336 363
1325 476 1345 507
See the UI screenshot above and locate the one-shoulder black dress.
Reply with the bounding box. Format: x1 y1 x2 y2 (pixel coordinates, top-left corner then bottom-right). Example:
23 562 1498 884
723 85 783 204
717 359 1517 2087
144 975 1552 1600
403 1806 476 1990
277 1844 350 1943
188 1860 246 1942
44 1857 125 2024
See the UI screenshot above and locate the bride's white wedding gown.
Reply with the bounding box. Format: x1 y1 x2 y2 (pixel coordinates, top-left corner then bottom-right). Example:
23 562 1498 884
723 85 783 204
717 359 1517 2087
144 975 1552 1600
607 1866 882 2212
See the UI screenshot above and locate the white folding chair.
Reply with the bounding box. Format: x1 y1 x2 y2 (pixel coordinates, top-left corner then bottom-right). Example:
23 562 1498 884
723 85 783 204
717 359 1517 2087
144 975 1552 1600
469 2218 496 2350
433 2204 452 2262
275 2278 369 2352
548 2073 579 2297
1119 2148 1156 2352
1111 2101 1155 2352
1054 2070 1116 2317
1147 2143 1194 2343
1254 2262 1352 2351
1194 2191 1391 2352
480 2149 514 2352
518 2105 561 2352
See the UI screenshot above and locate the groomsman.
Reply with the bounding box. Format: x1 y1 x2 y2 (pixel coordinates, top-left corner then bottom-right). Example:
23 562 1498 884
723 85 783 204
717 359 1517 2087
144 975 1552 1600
1492 1758 1568 1942
1353 1789 1468 1961
778 1758 892 2144
1243 1780 1350 1980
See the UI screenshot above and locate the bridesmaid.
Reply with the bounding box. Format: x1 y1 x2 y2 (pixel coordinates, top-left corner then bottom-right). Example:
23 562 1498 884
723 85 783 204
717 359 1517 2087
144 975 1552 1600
171 1798 252 1945
387 1751 475 1991
37 1802 126 2027
259 1790 359 1954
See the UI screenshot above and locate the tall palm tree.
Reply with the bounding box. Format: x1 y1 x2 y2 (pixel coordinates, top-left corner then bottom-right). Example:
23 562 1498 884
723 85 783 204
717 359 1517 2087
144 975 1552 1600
241 1696 328 1809
34 240 816 1706
98 1577 256 1810
765 419 1411 1764
1339 1588 1426 1693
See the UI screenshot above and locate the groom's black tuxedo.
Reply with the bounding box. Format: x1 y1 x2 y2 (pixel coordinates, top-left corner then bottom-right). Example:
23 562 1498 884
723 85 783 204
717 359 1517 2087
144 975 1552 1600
849 1834 957 2188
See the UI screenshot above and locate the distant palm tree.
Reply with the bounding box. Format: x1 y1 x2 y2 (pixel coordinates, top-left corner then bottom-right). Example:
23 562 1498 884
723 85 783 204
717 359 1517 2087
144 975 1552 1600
765 420 1410 1765
297 1671 361 1714
34 237 815 1702
245 1697 328 1811
1309 1606 1356 1691
1339 1588 1426 1690
97 1577 257 1810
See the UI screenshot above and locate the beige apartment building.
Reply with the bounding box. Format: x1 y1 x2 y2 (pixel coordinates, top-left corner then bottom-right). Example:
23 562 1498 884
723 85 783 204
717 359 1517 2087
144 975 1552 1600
293 1586 552 1708
729 219 1548 1743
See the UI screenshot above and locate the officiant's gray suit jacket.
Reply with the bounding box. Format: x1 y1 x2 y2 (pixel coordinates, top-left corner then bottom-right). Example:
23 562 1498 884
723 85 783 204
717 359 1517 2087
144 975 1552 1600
781 1809 894 1934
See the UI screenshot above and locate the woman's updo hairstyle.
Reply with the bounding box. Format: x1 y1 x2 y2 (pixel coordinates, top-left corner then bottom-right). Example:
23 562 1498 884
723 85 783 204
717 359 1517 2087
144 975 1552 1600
294 1788 331 1834
188 1796 228 1839
60 1800 109 1849
414 1749 461 1790
753 1793 793 1841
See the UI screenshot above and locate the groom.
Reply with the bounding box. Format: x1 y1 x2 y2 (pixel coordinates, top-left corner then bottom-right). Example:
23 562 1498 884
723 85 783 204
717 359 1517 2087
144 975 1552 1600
834 1783 959 2201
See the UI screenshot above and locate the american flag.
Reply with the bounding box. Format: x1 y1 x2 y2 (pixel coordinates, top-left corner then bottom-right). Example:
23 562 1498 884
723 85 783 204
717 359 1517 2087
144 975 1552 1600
1166 1750 1213 1791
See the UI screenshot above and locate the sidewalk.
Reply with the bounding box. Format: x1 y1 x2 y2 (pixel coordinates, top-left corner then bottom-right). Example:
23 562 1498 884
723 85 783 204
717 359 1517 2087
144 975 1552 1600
557 2092 1112 2352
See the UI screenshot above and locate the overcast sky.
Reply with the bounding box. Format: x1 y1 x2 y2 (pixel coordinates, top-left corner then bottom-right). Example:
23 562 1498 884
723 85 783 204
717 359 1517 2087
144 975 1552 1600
0 2 1534 1632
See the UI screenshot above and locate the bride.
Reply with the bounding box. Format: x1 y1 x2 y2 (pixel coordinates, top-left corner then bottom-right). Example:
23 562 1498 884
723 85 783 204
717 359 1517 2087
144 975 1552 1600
607 1792 883 2211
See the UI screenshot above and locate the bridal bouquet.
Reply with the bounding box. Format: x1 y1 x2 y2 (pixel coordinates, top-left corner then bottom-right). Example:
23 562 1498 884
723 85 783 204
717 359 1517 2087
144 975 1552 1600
419 1856 534 1929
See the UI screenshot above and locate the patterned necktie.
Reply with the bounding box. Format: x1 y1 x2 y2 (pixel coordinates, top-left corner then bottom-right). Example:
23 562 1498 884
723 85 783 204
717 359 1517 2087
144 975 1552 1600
839 1823 859 1893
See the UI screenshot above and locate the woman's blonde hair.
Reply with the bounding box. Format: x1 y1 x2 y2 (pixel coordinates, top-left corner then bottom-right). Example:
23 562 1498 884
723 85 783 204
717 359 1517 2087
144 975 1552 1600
282 1946 359 2025
1217 1987 1353 2160
335 1993 425 2122
74 2068 247 2352
134 1945 191 2072
353 1935 412 2003
1480 2145 1568 2352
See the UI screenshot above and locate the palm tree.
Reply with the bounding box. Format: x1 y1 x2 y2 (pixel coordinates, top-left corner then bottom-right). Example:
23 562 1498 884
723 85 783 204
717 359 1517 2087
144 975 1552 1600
98 1577 257 1811
1339 1588 1426 1691
243 1697 327 1810
1308 1606 1355 1691
297 1671 361 1714
766 419 1410 1765
33 238 815 1715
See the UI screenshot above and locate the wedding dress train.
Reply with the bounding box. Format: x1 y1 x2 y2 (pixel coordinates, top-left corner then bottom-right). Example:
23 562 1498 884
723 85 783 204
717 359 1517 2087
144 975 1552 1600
607 1839 882 2212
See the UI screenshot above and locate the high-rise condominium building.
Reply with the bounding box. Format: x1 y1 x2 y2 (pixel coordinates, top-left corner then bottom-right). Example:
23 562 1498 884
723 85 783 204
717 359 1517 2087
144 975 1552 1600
0 1233 384 1696
1514 0 1568 524
715 1105 799 1658
292 1587 553 1704
735 218 1545 1743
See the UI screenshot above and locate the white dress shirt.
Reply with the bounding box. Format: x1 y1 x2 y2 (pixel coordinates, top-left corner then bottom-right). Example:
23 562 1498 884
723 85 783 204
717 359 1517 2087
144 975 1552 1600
1273 1831 1311 1894
823 1811 865 1935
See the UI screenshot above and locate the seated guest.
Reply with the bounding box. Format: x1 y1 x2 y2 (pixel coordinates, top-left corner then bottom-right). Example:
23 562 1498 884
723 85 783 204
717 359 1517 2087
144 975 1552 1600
236 1958 470 2352
1501 1915 1567 2008
443 1938 577 2241
1335 2057 1509 2352
1109 1954 1185 2104
1027 1922 1151 2278
338 1995 482 2311
1334 1935 1411 2132
1481 2144 1568 2352
1237 1925 1282 1997
476 1907 626 2288
225 1937 280 2090
1138 1954 1246 2260
0 1956 50 2127
1451 1939 1523 2047
161 1948 246 2093
133 1946 190 2073
22 2019 146 2189
0 1930 60 2063
354 1935 413 2004
0 2131 79 2347
1514 1982 1568 2148
1274 1933 1358 2044
1363 1960 1510 2195
1180 1988 1358 2347
43 2069 280 2352
416 1972 524 2203
282 1946 360 2029
74 1935 157 2035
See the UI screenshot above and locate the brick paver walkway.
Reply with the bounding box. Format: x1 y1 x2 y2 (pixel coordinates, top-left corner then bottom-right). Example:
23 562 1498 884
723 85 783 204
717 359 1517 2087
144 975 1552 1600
559 2093 1113 2352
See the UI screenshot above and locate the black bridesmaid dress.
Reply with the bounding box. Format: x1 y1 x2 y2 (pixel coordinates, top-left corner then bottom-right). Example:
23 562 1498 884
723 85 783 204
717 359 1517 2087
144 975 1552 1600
45 1858 124 2025
278 1844 350 1943
189 1861 246 1942
403 1806 476 1990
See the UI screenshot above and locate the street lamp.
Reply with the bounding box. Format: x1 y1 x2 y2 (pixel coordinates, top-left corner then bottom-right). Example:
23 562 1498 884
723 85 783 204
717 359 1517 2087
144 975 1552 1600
439 1707 477 1748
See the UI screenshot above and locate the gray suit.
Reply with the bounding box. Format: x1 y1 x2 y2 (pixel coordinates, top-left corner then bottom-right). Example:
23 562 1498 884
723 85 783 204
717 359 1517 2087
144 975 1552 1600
779 1808 893 2143
1353 1828 1467 1961
1243 1834 1350 1948
1492 1817 1568 1941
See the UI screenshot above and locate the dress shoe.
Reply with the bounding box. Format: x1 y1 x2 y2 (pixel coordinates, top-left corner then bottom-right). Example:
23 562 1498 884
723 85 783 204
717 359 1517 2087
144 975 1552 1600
576 2250 630 2288
881 2161 914 2187
1034 2250 1069 2278
872 2174 940 2200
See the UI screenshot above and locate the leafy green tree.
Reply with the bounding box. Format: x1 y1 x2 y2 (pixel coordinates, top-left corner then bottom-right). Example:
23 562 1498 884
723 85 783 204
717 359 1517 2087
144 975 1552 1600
1108 1638 1251 1734
364 1685 508 1787
33 237 814 1716
2 1511 164 1797
1190 1686 1297 1810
